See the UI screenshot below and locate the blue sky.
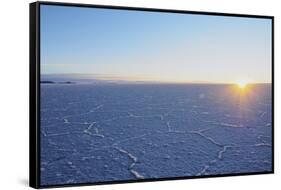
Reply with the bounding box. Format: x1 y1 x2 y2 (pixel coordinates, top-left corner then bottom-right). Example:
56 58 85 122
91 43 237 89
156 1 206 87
40 5 272 83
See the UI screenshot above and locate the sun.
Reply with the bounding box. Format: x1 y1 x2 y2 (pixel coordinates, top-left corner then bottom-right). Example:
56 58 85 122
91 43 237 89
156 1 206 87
236 81 248 89
233 80 252 96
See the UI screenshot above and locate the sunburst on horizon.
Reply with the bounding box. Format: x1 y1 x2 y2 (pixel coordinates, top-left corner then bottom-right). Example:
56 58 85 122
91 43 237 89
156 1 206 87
236 80 248 89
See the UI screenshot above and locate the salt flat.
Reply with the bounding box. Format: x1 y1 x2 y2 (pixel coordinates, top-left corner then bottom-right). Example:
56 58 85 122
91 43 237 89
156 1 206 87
40 84 272 186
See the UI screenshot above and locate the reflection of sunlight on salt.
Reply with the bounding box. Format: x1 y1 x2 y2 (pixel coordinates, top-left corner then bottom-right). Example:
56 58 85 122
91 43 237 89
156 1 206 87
233 83 252 96
219 84 257 127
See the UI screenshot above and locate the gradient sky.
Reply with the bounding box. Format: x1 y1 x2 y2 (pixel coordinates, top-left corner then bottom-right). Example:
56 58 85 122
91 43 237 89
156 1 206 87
40 5 272 83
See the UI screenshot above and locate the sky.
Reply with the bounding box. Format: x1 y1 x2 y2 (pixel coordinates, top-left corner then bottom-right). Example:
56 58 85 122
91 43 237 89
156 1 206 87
40 5 272 83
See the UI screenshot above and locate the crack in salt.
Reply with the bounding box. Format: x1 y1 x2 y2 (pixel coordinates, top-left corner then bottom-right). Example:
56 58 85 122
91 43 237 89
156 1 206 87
166 121 172 132
113 146 144 179
83 122 105 138
62 104 104 120
197 145 233 176
218 146 233 160
254 143 271 147
188 131 223 147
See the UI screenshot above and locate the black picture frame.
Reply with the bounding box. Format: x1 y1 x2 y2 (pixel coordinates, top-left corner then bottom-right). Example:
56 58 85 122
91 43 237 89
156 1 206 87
29 1 274 188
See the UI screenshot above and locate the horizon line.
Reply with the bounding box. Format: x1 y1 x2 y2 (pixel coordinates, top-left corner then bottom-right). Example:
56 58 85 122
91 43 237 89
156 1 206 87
41 73 271 85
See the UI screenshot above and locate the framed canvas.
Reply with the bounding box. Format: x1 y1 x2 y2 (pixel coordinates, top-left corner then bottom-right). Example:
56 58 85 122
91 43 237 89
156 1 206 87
29 1 274 188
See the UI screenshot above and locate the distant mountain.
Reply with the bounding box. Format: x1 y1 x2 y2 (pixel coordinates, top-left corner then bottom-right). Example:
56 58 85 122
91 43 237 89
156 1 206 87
40 80 75 84
58 81 75 84
41 74 105 84
41 81 55 84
